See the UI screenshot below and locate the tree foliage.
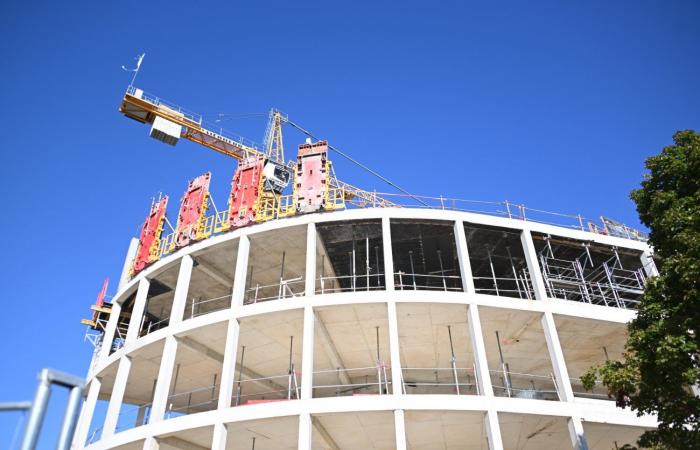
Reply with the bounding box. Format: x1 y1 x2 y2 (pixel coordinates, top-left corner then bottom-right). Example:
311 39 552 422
583 130 700 449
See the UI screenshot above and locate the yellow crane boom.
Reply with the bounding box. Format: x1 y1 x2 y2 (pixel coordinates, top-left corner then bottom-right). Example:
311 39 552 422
119 86 397 208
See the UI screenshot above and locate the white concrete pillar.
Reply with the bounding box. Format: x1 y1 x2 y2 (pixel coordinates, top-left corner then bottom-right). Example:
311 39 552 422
520 230 548 300
641 250 659 277
306 222 317 296
298 412 312 450
231 234 250 307
467 305 494 397
211 422 229 450
301 305 315 400
394 409 407 450
217 318 241 410
148 335 179 422
454 220 476 293
169 255 194 326
485 409 504 450
541 311 574 402
98 301 122 365
118 238 139 291
143 436 159 450
567 416 589 450
72 377 101 447
387 301 403 395
381 217 395 291
102 356 131 438
125 278 151 344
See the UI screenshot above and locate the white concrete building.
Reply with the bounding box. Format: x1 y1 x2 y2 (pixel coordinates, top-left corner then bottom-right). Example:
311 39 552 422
73 207 658 450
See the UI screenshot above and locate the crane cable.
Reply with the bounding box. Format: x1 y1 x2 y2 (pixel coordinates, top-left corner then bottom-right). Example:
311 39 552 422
285 119 430 207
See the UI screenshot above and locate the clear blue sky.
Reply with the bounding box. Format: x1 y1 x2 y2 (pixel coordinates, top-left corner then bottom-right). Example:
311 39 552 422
0 0 698 446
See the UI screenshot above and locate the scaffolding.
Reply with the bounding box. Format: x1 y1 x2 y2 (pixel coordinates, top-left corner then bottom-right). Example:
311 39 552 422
536 235 649 309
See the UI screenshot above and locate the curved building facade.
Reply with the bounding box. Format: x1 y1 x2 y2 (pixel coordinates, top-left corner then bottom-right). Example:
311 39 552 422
73 208 658 450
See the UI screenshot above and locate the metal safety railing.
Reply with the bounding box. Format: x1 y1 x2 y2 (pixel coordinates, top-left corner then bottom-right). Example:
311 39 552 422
394 272 463 292
243 278 305 304
313 363 391 397
165 383 220 418
490 368 560 401
233 372 301 406
570 377 612 401
184 294 232 320
316 273 385 294
473 273 535 299
401 367 478 395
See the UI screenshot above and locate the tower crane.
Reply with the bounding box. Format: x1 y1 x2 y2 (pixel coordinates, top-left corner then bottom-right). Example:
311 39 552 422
119 86 397 208
118 84 400 275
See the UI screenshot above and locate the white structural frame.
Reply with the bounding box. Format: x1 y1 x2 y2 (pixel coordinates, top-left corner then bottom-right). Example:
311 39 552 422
74 208 657 450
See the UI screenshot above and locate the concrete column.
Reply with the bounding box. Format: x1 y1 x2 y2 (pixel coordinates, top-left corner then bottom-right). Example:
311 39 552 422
125 278 151 344
394 409 407 450
454 220 475 293
541 311 574 402
306 222 317 296
212 422 229 450
301 305 315 400
485 409 504 450
641 250 659 277
217 318 240 410
387 301 403 396
169 255 194 326
72 377 101 448
98 301 122 365
143 436 159 450
298 412 312 450
231 234 250 307
102 356 132 438
381 217 395 291
567 416 589 450
148 335 179 423
118 238 139 291
520 230 548 300
467 305 494 397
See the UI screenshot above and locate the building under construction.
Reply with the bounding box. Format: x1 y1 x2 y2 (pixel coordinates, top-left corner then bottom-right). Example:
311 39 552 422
74 82 659 450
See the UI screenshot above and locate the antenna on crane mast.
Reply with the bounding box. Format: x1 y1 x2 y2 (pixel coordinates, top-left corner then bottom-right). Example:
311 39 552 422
121 52 145 86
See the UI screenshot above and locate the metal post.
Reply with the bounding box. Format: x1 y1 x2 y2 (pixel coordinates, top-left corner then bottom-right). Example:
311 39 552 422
408 251 417 289
495 331 511 397
487 248 499 296
437 250 447 291
20 377 52 450
56 385 83 450
448 325 460 395
287 336 294 400
236 346 245 406
366 237 370 291
279 251 286 299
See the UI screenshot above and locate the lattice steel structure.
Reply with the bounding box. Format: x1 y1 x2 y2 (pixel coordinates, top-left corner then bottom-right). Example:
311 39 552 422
74 208 658 450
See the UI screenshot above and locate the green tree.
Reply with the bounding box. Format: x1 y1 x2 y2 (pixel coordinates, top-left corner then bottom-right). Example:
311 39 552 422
582 130 700 449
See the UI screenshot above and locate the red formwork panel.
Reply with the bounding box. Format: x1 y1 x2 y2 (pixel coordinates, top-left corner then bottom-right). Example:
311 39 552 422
95 277 109 307
132 196 169 274
228 157 265 229
174 172 211 249
295 141 329 213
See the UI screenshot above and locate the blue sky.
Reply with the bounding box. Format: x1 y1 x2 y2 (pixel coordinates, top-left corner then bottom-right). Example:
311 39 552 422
0 0 698 446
